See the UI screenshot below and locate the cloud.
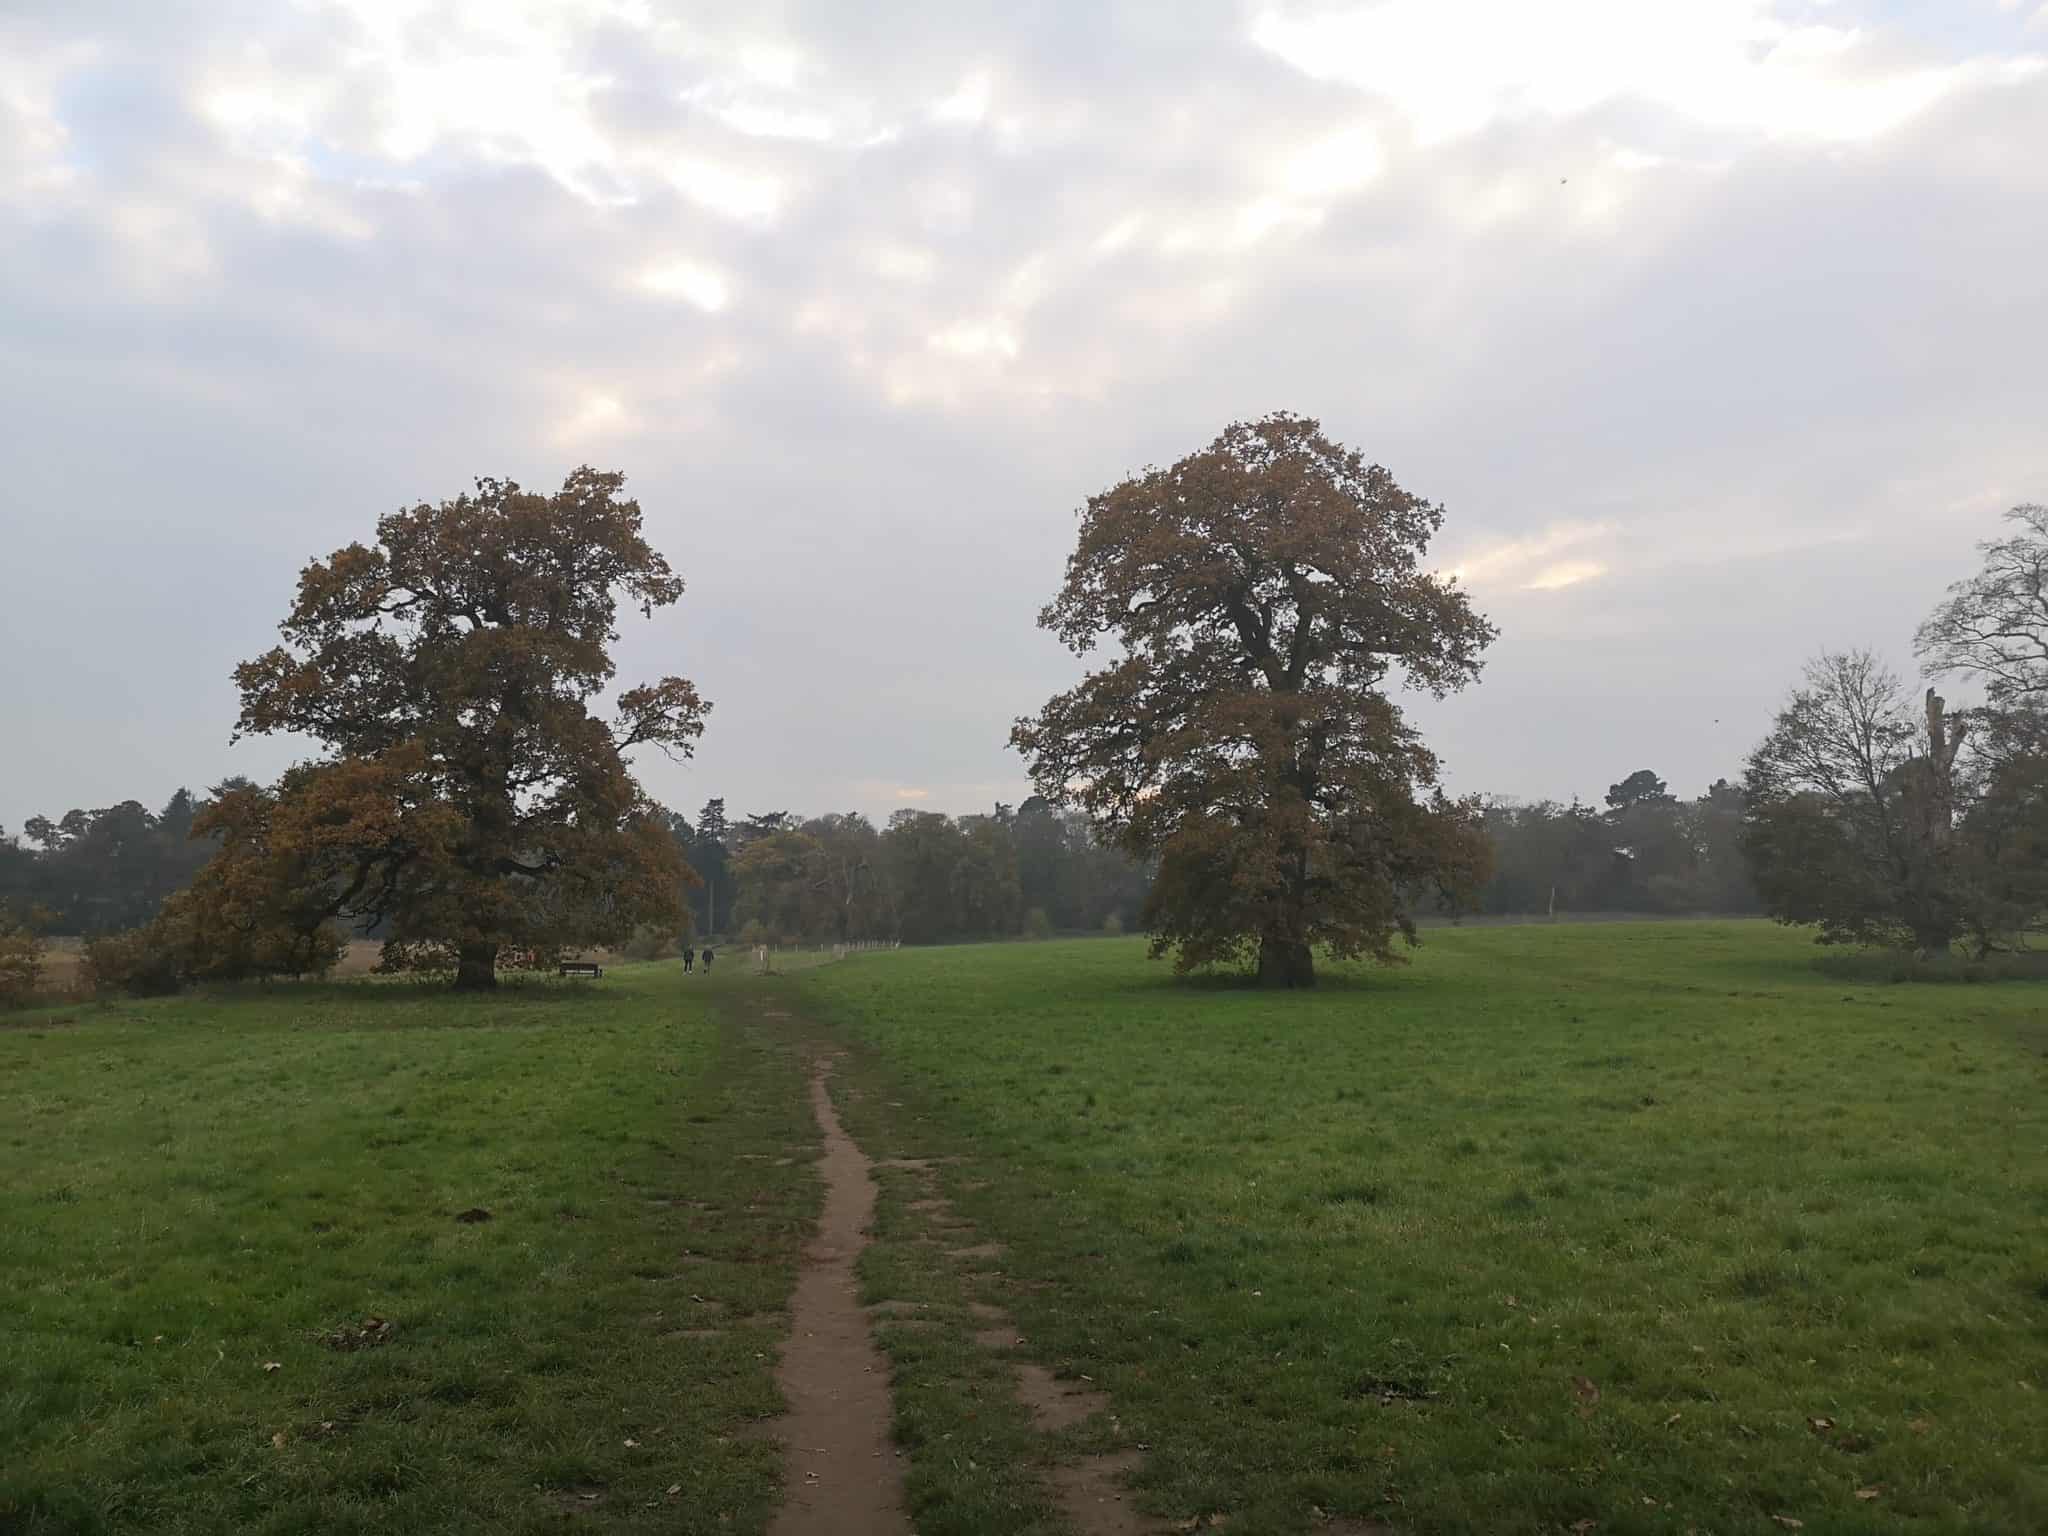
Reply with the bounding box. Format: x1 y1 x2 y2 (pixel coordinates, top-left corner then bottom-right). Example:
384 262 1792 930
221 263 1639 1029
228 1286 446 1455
0 27 95 205
551 391 640 448
1521 559 1608 592
1250 0 2043 146
1445 523 1617 592
636 258 730 311
1 0 2044 826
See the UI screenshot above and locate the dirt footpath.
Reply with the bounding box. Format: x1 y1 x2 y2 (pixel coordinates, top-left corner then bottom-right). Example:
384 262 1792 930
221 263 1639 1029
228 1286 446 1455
764 1052 910 1536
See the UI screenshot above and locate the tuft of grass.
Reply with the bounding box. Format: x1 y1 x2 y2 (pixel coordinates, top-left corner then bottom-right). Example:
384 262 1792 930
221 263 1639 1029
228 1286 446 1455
0 966 816 1535
797 920 2048 1534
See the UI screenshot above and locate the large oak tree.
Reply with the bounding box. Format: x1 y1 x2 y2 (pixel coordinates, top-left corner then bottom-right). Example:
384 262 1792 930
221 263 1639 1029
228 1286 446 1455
1011 413 1496 988
228 468 705 988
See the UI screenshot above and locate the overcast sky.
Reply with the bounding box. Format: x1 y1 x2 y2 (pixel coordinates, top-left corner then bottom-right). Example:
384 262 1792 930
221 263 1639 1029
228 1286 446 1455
3 0 2044 832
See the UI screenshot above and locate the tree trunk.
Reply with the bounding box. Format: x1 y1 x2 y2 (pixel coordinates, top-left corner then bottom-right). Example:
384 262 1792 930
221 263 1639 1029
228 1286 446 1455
1256 934 1316 988
1913 926 1956 961
454 941 499 990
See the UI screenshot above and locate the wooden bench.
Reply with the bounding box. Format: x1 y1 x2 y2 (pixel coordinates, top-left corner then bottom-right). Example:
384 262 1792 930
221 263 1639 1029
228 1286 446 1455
558 961 602 979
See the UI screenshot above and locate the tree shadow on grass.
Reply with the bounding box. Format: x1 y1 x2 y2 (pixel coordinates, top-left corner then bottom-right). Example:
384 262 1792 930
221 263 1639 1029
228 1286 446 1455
1811 947 2048 986
1099 956 1434 998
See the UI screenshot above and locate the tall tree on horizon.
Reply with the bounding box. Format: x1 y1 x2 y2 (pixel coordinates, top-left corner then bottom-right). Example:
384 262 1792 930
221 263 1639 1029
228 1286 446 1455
1011 412 1496 988
227 468 706 988
1743 650 1968 954
692 797 732 935
1916 504 2048 703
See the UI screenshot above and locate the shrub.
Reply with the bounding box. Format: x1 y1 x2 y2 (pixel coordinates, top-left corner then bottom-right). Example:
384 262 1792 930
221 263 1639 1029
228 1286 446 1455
169 891 346 982
619 925 679 962
500 944 565 973
0 908 47 1008
377 939 457 976
1023 907 1055 941
81 925 187 998
380 942 568 976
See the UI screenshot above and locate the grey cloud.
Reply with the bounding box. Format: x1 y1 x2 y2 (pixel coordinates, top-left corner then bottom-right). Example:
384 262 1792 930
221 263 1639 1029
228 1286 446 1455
2 0 2043 832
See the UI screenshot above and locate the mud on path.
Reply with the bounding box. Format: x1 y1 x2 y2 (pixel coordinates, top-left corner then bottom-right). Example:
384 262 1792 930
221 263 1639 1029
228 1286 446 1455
764 1053 910 1536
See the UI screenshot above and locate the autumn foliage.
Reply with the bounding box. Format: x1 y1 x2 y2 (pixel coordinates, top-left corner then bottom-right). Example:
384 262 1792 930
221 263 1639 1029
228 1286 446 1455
1012 413 1495 987
212 468 704 988
0 904 49 1008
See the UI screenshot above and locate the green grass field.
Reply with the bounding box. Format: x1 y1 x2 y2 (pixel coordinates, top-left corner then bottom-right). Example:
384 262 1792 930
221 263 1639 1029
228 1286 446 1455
4 923 2045 1535
0 973 815 1535
794 923 2048 1535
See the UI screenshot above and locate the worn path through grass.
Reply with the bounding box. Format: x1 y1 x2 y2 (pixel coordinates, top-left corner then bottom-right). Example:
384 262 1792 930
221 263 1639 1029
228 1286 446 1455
721 984 1161 1536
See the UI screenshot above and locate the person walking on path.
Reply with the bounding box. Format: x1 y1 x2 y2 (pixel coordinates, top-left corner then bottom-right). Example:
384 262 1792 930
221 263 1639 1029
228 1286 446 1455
701 946 715 974
682 945 696 973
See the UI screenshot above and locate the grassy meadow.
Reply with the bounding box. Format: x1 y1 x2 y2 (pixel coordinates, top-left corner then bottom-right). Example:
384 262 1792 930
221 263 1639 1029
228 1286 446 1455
0 969 815 1535
796 922 2048 1534
3 922 2044 1535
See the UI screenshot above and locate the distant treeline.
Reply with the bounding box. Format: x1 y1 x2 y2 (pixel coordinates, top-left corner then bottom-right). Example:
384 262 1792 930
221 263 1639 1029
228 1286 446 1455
1465 773 1759 918
4 770 1757 942
671 797 1151 946
1 790 225 935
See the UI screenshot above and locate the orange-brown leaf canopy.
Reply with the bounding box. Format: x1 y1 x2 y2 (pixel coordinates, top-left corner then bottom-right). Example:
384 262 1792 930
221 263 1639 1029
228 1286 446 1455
1012 413 1495 984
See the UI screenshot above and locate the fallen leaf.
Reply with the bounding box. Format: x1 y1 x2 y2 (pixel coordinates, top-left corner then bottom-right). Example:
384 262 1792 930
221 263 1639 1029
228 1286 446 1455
1571 1376 1599 1416
270 1431 287 1449
1907 1418 1932 1435
1505 1295 1519 1307
667 1484 682 1496
623 1439 639 1448
1807 1416 1834 1435
261 1361 282 1373
1664 1412 1682 1427
1771 1517 1803 1530
1570 1521 1596 1533
1855 1488 1881 1501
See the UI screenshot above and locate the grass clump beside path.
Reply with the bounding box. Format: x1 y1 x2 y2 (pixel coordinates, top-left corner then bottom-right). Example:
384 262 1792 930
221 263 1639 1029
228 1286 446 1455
0 966 815 1536
797 921 2048 1535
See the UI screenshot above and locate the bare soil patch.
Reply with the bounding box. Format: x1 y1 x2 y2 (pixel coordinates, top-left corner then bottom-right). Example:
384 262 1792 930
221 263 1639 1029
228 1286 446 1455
762 1055 909 1536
